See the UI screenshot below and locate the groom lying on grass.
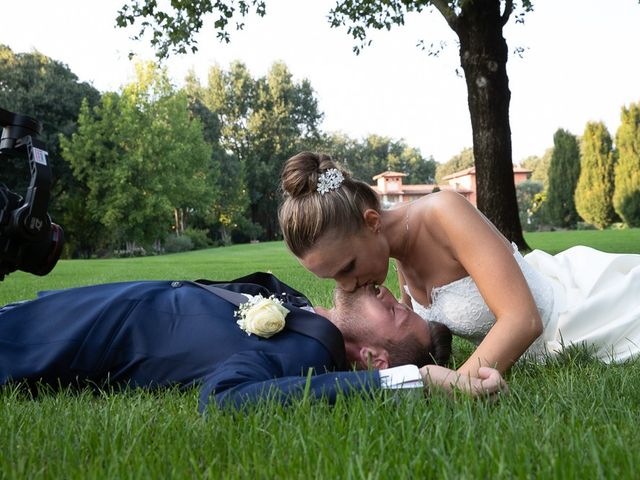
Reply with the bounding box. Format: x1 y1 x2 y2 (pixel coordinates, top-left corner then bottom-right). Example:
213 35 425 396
0 272 506 410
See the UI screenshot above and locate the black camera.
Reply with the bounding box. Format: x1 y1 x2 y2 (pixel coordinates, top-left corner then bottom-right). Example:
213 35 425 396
0 107 64 281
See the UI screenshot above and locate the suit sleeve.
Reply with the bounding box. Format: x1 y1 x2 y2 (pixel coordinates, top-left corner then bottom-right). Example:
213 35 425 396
197 350 380 411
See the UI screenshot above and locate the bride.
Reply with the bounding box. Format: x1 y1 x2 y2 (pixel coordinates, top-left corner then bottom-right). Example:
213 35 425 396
278 151 640 377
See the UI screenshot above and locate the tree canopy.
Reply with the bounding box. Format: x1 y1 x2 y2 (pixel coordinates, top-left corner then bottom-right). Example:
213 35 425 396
115 0 539 248
574 122 617 230
61 62 213 250
613 102 640 227
318 133 436 185
545 129 580 228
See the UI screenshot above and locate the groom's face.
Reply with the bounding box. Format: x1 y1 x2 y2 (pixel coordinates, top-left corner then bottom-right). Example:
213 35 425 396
335 285 444 369
362 286 431 346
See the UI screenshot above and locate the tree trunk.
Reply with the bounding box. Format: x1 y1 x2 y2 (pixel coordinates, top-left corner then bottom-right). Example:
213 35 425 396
452 0 529 250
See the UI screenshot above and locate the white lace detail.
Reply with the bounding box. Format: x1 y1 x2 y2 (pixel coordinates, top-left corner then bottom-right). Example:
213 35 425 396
408 244 555 356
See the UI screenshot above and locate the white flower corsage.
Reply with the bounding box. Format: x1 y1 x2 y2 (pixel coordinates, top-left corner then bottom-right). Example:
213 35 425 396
235 294 289 338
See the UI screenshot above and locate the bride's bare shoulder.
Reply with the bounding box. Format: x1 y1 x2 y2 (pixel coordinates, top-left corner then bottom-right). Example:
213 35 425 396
415 190 473 219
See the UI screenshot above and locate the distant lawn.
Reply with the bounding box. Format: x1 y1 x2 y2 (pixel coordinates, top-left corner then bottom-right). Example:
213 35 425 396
3 228 638 305
0 242 335 306
525 227 640 255
2 229 640 478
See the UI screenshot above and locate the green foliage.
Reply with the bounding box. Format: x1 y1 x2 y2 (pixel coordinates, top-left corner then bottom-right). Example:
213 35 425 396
520 148 552 189
164 234 194 253
0 45 101 256
545 129 581 227
182 227 213 250
613 102 640 227
61 62 213 250
117 0 268 58
231 216 264 244
435 147 475 183
574 122 617 229
316 133 436 184
516 180 545 232
199 61 322 240
117 0 564 248
184 67 249 245
114 0 533 247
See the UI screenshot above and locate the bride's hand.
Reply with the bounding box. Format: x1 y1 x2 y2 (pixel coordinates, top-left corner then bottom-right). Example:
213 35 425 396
420 365 508 398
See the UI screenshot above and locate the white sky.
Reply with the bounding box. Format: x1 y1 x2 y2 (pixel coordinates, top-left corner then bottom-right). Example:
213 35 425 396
2 0 639 164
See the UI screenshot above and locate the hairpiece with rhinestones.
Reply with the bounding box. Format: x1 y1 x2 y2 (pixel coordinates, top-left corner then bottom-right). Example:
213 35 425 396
316 168 344 195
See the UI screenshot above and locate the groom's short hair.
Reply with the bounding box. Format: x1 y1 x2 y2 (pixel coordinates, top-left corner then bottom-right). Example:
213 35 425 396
332 287 452 368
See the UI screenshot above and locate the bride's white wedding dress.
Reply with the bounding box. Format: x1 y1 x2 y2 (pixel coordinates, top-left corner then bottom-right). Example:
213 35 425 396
408 244 640 363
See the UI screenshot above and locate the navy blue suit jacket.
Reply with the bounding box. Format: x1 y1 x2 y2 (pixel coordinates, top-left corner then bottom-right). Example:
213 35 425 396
0 272 379 410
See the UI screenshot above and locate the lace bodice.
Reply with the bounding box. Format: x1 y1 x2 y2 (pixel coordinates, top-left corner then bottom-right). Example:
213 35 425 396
408 246 555 356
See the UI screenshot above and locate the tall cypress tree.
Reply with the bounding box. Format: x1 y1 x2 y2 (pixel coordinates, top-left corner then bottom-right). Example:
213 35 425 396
574 122 617 229
613 102 640 227
545 129 581 227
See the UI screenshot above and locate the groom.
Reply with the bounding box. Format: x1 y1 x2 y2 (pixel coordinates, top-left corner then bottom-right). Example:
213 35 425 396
0 272 505 410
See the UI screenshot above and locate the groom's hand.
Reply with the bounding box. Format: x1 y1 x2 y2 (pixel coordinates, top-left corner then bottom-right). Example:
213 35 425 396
419 365 508 398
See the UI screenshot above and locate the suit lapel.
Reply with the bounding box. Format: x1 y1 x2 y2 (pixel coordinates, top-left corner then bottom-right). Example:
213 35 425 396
189 279 347 370
189 281 247 306
284 307 347 370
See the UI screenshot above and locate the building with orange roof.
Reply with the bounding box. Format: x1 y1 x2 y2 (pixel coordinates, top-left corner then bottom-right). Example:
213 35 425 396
441 165 532 206
371 165 531 208
371 171 472 208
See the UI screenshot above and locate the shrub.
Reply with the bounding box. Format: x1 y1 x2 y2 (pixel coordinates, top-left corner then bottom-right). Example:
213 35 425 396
231 218 265 244
164 235 194 253
183 228 212 250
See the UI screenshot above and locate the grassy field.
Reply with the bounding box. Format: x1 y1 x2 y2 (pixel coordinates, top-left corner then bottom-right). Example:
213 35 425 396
1 229 640 479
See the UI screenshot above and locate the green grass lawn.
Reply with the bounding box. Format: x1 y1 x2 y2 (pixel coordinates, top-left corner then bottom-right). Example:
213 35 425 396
2 229 640 478
524 227 640 255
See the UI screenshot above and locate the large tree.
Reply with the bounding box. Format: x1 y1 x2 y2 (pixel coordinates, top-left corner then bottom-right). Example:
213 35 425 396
183 70 245 245
115 0 535 248
61 62 213 251
201 61 322 240
613 102 640 227
574 121 617 230
545 129 580 228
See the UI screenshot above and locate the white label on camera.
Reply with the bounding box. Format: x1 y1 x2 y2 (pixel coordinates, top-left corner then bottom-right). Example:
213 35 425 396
33 147 48 165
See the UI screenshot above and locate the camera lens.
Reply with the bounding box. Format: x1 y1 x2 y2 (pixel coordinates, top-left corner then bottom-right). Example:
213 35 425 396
20 223 64 276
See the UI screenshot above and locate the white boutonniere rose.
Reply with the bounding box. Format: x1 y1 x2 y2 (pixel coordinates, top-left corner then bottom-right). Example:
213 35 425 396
235 294 289 338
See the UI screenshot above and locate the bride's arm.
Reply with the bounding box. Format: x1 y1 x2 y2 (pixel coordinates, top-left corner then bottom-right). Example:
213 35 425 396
430 192 543 377
421 365 508 397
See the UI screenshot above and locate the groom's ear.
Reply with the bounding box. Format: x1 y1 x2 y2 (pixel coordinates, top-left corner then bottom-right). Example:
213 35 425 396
363 209 382 233
359 346 390 370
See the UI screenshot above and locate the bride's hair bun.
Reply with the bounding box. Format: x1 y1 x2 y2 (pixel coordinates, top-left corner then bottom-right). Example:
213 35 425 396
280 151 346 197
278 150 380 257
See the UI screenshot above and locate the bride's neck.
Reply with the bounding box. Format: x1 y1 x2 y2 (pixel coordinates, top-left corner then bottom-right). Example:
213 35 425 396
381 204 412 262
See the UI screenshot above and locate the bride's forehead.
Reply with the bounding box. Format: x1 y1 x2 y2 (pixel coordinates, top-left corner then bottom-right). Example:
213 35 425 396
300 246 351 276
315 231 358 249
